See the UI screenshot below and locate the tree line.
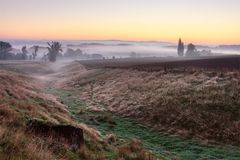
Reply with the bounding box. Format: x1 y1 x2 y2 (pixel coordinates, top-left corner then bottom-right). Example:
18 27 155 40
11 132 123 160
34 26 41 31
0 41 62 62
177 38 212 57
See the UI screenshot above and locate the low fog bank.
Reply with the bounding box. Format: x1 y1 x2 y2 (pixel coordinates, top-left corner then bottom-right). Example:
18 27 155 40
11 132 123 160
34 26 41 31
7 40 176 59
4 40 240 60
166 44 240 56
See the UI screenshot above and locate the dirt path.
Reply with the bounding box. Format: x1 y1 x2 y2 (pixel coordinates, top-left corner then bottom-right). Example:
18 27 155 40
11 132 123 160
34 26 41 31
25 60 82 87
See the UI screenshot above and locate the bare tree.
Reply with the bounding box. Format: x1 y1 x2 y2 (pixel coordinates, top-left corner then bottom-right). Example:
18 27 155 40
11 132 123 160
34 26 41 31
47 41 62 62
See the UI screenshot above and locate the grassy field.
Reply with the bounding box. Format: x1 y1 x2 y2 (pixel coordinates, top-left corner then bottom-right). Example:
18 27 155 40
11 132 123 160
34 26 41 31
66 65 240 145
46 88 240 160
1 59 240 160
0 61 156 160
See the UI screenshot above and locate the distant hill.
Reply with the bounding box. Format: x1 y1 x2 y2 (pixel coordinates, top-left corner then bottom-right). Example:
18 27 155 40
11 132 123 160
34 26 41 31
215 45 240 51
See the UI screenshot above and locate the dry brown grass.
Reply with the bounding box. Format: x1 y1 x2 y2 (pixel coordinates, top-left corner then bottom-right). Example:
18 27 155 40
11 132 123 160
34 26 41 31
117 139 157 160
66 67 240 145
0 66 108 160
0 126 65 160
0 62 153 160
0 68 71 159
0 68 71 123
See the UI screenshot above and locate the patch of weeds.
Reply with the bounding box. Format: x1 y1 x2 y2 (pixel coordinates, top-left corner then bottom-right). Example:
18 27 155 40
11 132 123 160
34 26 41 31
74 69 106 87
66 150 81 160
51 114 69 125
0 132 27 160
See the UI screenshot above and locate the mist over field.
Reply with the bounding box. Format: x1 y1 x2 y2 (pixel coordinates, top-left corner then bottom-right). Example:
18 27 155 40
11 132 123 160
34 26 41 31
1 0 240 159
3 40 240 60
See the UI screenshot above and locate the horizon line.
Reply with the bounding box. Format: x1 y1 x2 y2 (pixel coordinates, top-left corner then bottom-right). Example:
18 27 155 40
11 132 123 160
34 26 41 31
1 38 240 46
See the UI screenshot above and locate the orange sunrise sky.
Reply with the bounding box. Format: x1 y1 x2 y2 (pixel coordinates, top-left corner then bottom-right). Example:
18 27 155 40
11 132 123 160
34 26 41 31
1 0 240 44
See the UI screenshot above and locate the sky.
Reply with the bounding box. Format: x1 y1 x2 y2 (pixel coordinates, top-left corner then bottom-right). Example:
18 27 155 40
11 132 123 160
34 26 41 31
1 0 240 44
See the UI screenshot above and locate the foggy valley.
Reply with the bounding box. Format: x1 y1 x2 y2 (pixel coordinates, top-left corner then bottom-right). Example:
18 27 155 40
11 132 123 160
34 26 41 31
1 0 240 160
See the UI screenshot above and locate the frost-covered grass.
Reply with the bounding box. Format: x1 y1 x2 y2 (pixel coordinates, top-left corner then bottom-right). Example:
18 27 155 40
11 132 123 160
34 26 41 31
49 88 240 160
68 68 240 145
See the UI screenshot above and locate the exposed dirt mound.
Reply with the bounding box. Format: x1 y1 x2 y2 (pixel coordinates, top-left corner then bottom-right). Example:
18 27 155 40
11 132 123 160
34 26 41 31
66 67 240 145
27 119 84 149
